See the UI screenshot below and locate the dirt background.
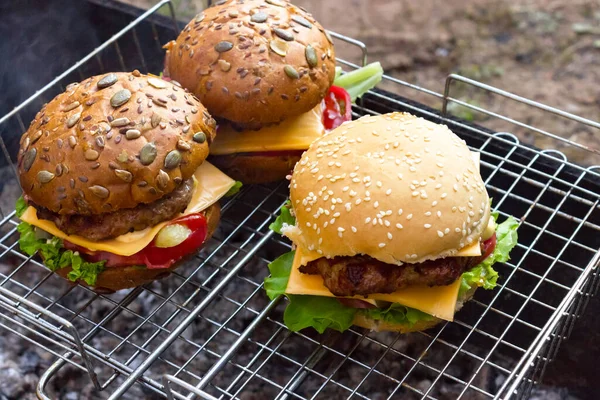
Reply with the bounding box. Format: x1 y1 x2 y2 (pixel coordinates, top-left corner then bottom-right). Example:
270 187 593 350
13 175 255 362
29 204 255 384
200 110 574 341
124 0 600 166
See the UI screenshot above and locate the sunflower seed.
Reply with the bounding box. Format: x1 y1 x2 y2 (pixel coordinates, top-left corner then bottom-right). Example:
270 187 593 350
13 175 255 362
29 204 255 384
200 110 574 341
164 150 181 169
22 137 30 151
292 15 312 28
284 65 299 79
84 149 99 161
325 30 334 44
177 139 191 151
97 73 118 89
251 12 268 23
156 170 170 190
269 39 289 56
110 89 131 108
114 169 133 182
55 163 63 176
148 77 167 89
305 44 318 67
64 101 80 112
66 113 81 128
68 136 77 148
95 136 105 148
125 129 141 140
89 185 109 199
266 0 285 6
37 170 55 184
215 41 233 53
273 28 294 41
193 131 206 143
140 143 157 165
23 148 37 171
110 117 130 127
150 113 161 128
218 59 231 72
31 130 43 144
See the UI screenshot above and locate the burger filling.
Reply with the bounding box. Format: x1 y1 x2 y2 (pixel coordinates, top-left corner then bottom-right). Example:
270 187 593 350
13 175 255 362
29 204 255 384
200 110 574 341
265 205 518 334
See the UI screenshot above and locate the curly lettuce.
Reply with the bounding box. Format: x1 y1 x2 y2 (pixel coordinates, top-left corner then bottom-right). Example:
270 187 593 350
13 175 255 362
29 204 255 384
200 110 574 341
15 198 105 286
268 201 294 235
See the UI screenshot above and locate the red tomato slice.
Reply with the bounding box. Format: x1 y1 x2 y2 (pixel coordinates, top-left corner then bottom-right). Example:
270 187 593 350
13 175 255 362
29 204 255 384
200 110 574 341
322 85 352 131
64 213 208 270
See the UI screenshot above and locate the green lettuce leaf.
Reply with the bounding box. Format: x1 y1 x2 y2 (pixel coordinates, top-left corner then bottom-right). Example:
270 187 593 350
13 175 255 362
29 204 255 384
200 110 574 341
16 221 105 286
269 201 295 235
284 295 356 334
359 302 434 326
225 181 243 197
264 251 295 300
458 215 519 296
15 196 27 218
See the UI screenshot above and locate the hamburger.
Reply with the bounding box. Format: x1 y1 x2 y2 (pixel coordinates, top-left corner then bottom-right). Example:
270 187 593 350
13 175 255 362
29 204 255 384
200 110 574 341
265 112 519 333
163 0 347 184
15 71 237 292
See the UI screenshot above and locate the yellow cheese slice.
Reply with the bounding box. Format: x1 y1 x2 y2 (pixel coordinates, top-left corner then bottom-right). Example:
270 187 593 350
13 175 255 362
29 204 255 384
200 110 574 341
210 105 325 155
20 161 235 256
286 248 459 321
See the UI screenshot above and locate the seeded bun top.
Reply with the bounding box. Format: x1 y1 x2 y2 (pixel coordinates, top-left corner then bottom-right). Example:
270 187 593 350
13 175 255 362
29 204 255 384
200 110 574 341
283 113 491 265
164 0 335 127
18 71 216 216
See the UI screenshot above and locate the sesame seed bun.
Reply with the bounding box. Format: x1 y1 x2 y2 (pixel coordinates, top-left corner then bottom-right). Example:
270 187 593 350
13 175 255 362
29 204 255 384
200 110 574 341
51 202 220 293
17 71 216 216
164 0 335 127
352 285 476 332
284 112 491 265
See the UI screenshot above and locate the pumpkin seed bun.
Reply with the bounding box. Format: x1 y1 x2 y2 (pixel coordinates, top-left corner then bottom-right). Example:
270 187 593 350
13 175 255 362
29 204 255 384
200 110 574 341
17 71 216 216
283 112 491 266
52 203 220 292
163 0 335 128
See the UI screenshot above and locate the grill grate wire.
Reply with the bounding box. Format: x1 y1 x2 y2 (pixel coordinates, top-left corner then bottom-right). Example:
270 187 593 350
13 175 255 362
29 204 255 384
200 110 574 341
0 1 596 399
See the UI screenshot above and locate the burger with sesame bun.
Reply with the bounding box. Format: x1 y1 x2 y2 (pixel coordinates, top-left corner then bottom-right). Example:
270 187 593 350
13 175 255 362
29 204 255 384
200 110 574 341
163 0 355 184
265 112 519 333
15 71 237 292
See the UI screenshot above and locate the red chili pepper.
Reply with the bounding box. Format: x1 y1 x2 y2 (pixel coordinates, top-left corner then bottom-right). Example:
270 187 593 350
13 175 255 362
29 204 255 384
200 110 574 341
65 213 208 269
322 85 352 130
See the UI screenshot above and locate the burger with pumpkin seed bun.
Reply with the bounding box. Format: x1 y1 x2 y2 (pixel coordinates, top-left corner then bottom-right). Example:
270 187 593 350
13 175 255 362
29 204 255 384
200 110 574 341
265 112 519 333
15 71 237 292
163 0 351 184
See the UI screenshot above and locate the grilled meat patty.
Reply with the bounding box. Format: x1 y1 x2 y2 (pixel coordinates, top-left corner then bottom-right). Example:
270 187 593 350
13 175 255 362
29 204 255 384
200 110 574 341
300 254 482 297
34 178 194 241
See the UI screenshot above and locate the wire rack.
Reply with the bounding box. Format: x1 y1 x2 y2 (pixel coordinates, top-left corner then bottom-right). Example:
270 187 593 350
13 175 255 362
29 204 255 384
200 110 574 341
0 0 598 399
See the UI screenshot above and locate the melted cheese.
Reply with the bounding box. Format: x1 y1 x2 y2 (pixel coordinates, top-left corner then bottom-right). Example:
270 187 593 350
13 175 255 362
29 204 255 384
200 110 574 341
210 106 325 155
20 162 235 256
286 248 460 321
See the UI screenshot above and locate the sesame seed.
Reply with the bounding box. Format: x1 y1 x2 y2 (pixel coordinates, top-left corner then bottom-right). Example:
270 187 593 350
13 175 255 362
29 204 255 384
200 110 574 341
432 201 438 207
342 186 349 192
378 243 386 248
351 226 357 233
345 203 352 211
409 166 416 172
396 223 403 229
384 220 390 227
455 227 461 233
441 193 448 199
437 211 442 217
398 209 403 215
425 211 432 216
387 232 393 240
406 214 413 220
376 181 382 187
365 217 371 224
398 173 403 180
355 199 362 205
437 231 444 238
453 184 459 192
374 201 379 208
435 183 442 189
338 227 345 232
412 191 419 197
424 224 432 229
445 228 450 234
386 189 392 195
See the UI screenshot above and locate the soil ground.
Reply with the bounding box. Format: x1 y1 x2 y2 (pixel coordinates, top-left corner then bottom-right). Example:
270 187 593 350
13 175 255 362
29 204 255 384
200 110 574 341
125 0 600 165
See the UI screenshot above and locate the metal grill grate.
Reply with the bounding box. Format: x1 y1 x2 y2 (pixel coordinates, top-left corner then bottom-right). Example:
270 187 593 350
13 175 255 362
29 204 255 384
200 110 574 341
0 1 597 399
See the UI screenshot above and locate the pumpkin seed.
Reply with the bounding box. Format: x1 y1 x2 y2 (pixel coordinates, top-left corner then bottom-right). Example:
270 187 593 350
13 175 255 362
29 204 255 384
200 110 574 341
284 65 299 79
23 148 37 171
251 12 268 23
215 41 233 53
139 143 157 165
84 149 99 161
164 150 182 170
193 131 206 143
37 170 55 184
305 44 318 67
292 15 312 28
114 169 132 182
156 170 170 190
273 28 294 41
269 39 289 56
195 13 205 23
31 130 43 144
66 113 81 128
89 185 110 199
110 89 131 108
97 73 118 89
148 77 167 89
125 129 141 140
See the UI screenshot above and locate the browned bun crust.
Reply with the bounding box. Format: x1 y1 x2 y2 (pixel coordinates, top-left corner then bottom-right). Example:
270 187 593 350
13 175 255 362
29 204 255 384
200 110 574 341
164 0 335 127
51 203 220 292
18 71 216 216
209 152 301 184
351 286 476 333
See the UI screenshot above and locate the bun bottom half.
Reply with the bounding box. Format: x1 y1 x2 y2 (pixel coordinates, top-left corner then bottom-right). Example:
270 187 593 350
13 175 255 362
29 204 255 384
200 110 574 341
209 153 302 184
49 203 221 293
351 286 477 333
